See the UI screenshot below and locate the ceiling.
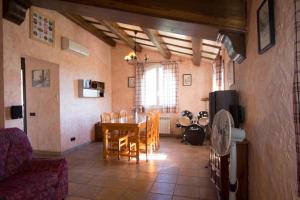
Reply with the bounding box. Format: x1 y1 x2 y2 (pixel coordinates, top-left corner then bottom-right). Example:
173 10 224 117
79 15 222 64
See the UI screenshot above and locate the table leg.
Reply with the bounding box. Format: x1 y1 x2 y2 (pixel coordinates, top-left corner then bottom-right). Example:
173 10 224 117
135 127 140 164
103 128 109 160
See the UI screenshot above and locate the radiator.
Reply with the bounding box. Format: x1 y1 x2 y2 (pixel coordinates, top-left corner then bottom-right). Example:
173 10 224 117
159 116 171 134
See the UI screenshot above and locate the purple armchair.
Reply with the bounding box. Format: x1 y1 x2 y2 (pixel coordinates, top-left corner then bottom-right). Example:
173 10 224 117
0 128 68 200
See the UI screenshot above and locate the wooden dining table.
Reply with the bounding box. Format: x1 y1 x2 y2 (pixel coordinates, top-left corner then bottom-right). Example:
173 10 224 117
101 114 146 163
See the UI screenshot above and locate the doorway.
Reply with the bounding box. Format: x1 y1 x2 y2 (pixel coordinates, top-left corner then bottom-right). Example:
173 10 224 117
24 56 60 152
21 57 27 133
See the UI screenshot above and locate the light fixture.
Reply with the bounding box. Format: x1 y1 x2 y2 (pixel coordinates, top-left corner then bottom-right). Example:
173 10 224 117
124 30 149 65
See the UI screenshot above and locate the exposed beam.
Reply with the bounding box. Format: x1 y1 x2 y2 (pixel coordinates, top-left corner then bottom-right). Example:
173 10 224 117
61 13 116 47
38 0 246 32
31 0 219 39
100 20 142 52
192 37 202 66
143 29 171 59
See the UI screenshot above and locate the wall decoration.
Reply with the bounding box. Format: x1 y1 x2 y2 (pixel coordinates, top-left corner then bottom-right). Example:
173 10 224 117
257 0 275 54
30 8 55 46
128 77 135 88
227 60 235 88
32 69 50 87
183 74 192 86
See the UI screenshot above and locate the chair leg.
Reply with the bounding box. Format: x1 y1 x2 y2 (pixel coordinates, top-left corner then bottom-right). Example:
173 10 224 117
118 142 120 160
146 143 148 162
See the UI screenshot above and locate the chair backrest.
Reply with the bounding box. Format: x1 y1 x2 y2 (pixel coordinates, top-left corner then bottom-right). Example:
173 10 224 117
146 112 155 138
0 128 32 181
110 112 119 120
119 110 128 118
101 113 111 123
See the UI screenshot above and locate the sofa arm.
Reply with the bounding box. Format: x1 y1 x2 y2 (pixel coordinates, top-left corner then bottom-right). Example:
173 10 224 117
22 158 68 177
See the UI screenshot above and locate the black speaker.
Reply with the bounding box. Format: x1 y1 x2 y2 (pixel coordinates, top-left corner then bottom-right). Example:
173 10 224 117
11 105 23 119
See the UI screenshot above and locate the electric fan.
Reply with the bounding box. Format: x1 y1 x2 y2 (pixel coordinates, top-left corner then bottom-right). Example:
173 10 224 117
211 109 246 200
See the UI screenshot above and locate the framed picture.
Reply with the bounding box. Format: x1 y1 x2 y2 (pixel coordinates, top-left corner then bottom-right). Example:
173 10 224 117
32 69 50 87
257 0 275 54
128 77 135 88
227 60 235 88
30 8 55 46
183 74 192 86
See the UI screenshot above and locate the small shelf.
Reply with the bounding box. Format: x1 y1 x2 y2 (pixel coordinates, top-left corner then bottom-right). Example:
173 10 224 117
78 79 105 98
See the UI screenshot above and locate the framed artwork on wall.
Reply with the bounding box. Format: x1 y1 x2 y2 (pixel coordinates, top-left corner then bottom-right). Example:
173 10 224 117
183 74 192 86
257 0 275 54
32 69 50 87
128 77 135 88
30 8 55 46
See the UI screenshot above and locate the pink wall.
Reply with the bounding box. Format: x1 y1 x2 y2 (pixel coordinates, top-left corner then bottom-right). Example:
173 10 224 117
111 44 212 134
232 0 298 199
0 0 4 128
3 7 112 152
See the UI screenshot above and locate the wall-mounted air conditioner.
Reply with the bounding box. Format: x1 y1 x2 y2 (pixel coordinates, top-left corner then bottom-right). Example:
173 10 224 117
61 36 89 57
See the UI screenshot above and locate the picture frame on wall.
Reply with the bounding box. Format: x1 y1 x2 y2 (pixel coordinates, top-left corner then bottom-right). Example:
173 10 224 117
257 0 275 54
128 77 135 88
30 8 55 46
32 69 50 88
183 74 192 86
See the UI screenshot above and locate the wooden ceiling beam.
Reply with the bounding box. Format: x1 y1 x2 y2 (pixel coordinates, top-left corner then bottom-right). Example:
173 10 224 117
100 20 142 52
61 13 116 47
36 0 246 32
192 37 202 66
143 29 171 59
31 0 219 40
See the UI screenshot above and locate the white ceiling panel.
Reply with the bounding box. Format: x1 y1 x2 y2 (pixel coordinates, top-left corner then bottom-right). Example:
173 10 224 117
202 45 220 54
202 52 217 59
158 30 192 41
136 39 154 46
125 30 150 40
166 45 193 55
162 37 192 48
117 22 143 31
202 39 222 47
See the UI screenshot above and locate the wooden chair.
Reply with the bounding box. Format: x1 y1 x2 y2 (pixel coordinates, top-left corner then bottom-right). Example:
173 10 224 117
139 112 155 161
119 110 128 118
152 111 160 151
101 112 128 160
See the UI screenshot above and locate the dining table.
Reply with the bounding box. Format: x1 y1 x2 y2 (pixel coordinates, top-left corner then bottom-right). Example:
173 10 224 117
101 114 146 163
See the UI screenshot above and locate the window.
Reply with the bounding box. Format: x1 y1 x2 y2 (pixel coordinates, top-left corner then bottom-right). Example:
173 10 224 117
140 64 178 112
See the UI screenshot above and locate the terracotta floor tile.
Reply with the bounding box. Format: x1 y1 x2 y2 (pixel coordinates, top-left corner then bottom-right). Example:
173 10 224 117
174 185 200 199
150 182 175 195
64 138 216 200
66 196 92 200
147 192 173 200
155 174 178 184
94 187 126 200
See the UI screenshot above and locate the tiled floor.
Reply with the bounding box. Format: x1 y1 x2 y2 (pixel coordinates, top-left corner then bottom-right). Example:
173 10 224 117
65 137 217 200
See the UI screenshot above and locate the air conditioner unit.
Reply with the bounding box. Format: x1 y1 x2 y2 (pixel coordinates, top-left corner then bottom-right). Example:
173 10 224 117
61 37 89 57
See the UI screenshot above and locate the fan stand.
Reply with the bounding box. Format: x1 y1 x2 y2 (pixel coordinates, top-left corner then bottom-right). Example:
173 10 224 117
229 142 238 200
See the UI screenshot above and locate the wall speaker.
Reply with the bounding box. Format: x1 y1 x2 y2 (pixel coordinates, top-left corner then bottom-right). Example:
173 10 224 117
11 105 23 119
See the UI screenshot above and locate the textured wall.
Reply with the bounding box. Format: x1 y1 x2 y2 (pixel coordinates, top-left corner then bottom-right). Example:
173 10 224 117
233 0 298 199
0 0 4 128
111 44 212 134
3 7 112 152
